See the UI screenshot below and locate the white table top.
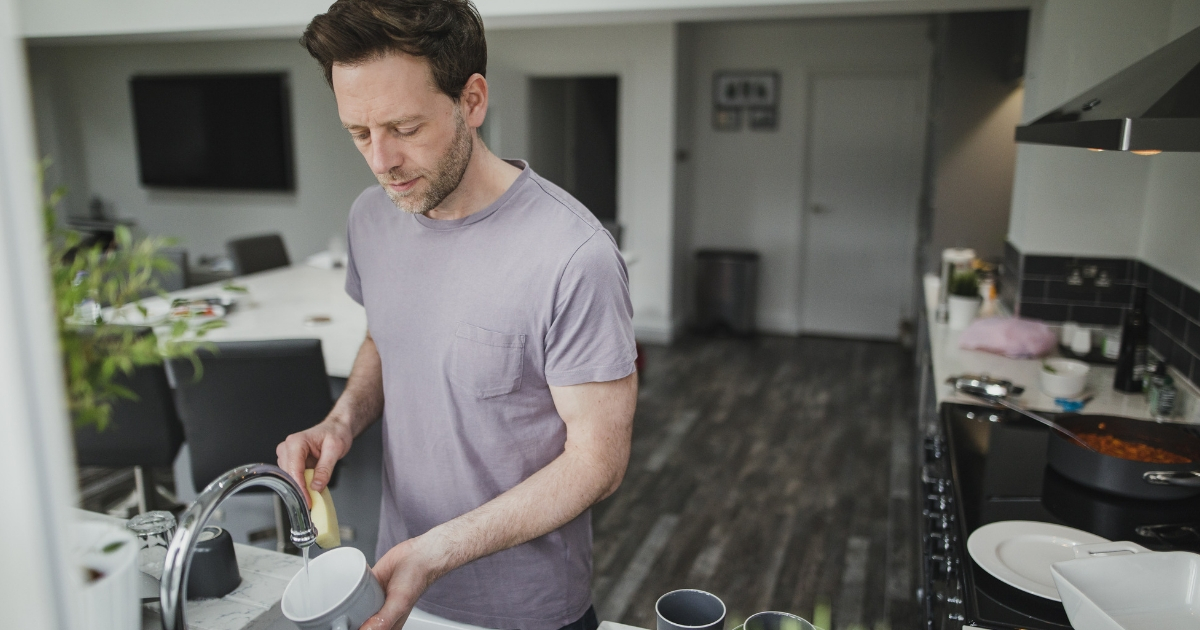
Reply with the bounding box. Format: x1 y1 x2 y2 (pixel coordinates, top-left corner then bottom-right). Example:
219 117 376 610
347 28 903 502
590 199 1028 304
166 264 367 378
146 245 641 379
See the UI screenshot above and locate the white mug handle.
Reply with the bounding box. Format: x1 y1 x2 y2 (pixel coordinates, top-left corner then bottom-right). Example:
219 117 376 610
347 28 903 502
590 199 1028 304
1072 541 1150 559
332 614 350 630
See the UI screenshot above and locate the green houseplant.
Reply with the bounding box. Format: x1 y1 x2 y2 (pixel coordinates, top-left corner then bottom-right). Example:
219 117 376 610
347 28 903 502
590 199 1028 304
948 268 980 298
946 268 981 330
44 181 223 430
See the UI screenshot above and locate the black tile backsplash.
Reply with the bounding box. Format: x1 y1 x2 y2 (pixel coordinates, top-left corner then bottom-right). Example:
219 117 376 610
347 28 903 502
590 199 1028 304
1097 283 1133 306
1069 305 1124 327
1135 260 1150 284
1005 241 1200 391
1017 302 1069 322
1170 309 1188 340
1185 289 1200 320
1078 257 1134 283
1020 278 1045 300
1021 255 1066 276
1188 321 1200 356
1152 271 1183 308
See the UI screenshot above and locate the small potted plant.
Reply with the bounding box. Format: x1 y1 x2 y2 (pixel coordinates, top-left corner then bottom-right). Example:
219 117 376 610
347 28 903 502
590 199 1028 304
45 183 222 430
947 268 981 330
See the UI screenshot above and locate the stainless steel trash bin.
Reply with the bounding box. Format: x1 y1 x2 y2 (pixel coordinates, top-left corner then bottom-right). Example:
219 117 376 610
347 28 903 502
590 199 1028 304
695 249 759 336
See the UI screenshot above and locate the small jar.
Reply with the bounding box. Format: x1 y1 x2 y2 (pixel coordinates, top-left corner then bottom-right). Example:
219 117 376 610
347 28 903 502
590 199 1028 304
1155 375 1177 418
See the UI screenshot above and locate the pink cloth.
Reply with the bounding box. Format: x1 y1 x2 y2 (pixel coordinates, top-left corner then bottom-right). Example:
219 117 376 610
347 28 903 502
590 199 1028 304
957 317 1058 359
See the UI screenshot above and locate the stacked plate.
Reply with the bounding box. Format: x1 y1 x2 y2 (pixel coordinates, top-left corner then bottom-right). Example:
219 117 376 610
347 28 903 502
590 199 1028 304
968 520 1200 629
966 520 1108 601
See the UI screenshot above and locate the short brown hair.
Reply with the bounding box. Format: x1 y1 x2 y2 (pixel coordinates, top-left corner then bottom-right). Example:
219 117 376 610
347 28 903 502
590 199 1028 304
301 0 486 101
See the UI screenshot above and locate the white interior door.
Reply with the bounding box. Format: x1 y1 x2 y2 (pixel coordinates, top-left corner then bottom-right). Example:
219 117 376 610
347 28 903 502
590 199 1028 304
799 74 925 339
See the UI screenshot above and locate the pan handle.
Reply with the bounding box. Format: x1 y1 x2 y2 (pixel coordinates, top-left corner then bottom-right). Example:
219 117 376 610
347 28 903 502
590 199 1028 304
1143 470 1200 487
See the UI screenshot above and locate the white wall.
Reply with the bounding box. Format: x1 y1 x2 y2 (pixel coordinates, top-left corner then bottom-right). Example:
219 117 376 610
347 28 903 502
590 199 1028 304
27 39 378 262
1138 2 1200 289
486 23 679 342
928 12 1025 265
680 17 932 334
17 0 1032 39
1007 0 1200 291
29 24 681 342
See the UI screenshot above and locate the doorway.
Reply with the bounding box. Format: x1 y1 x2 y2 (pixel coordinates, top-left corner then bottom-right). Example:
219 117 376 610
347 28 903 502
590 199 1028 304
799 73 926 339
527 76 619 231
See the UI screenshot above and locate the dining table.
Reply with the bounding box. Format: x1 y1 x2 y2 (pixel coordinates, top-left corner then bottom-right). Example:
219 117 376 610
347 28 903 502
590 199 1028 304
157 262 366 378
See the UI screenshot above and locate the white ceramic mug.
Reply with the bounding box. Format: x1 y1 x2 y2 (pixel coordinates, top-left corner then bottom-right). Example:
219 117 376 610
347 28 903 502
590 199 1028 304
282 547 385 630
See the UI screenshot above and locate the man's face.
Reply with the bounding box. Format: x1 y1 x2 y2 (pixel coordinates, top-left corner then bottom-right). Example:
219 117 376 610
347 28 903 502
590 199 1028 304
333 53 473 214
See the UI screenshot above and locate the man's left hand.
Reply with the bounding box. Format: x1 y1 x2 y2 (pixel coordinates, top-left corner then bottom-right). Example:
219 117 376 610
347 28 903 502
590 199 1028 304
360 537 441 630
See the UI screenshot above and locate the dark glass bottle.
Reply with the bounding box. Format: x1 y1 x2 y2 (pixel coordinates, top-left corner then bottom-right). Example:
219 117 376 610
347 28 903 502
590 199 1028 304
1113 287 1149 393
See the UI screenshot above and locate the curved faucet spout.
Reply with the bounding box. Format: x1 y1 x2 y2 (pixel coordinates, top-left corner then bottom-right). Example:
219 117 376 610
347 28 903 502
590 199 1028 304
160 463 316 630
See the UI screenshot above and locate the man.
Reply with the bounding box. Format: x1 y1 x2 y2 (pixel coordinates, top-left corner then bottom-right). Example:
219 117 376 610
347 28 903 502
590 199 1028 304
275 2 638 630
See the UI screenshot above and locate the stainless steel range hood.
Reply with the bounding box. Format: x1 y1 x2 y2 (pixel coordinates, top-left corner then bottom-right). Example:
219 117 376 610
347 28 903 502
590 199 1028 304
1015 24 1200 152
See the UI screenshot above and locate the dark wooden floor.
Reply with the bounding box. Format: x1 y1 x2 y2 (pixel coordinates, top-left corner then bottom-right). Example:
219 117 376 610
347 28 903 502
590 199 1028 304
591 335 919 630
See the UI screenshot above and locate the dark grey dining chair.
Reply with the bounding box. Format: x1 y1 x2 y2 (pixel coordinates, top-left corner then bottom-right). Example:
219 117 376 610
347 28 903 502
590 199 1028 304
75 362 185 515
168 339 334 550
154 246 189 292
226 233 290 276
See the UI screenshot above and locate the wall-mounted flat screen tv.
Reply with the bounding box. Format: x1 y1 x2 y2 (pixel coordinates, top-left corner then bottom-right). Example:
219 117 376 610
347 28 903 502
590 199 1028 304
131 73 295 191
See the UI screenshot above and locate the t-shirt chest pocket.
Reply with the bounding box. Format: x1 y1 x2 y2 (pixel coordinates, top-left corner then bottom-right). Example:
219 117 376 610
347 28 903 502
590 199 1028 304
449 322 526 399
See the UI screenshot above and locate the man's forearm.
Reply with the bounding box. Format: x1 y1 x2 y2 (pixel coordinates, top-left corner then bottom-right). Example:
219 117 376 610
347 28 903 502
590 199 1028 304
332 333 385 437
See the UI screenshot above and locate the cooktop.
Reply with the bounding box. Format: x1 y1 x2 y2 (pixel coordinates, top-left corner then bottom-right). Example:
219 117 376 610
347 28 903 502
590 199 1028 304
939 404 1200 630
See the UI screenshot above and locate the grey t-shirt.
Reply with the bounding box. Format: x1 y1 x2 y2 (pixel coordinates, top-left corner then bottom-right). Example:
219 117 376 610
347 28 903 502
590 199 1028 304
344 161 637 630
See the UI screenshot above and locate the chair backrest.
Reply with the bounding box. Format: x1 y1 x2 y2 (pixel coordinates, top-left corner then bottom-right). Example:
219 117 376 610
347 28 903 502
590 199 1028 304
226 233 290 276
154 247 188 293
75 363 184 468
168 339 332 491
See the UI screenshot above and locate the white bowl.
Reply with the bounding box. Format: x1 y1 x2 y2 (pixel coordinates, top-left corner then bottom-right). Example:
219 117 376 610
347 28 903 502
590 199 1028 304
1040 358 1089 398
1052 546 1198 630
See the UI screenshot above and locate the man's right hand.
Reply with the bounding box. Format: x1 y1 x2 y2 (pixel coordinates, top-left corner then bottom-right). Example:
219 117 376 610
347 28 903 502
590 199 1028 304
278 333 385 497
276 416 355 495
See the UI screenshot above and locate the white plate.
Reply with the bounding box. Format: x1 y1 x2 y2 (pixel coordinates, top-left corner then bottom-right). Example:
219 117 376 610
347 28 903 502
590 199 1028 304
967 520 1108 601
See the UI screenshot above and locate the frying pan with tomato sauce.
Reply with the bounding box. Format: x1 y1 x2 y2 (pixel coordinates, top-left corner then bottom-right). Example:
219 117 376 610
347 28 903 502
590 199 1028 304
1047 414 1200 500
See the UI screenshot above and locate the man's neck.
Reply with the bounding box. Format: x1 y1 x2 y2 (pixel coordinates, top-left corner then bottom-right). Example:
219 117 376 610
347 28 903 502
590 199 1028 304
423 140 522 222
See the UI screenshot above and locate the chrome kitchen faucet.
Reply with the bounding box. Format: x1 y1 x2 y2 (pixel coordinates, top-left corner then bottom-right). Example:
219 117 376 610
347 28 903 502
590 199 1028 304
159 463 317 630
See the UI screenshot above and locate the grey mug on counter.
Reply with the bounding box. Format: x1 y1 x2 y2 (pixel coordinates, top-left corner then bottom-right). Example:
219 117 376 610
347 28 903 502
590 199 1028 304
281 547 385 630
656 589 727 630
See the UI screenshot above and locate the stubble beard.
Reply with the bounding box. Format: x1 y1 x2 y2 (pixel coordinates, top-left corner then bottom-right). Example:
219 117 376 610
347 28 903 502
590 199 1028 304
379 109 474 215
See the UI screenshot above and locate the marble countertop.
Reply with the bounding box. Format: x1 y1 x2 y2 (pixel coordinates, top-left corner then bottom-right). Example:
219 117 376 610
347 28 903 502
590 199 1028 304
75 510 301 630
139 543 302 630
926 316 1156 418
923 282 1156 419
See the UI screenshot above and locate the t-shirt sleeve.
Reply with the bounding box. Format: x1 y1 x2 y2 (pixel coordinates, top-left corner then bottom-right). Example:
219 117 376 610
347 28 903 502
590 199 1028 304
544 230 637 386
344 222 364 305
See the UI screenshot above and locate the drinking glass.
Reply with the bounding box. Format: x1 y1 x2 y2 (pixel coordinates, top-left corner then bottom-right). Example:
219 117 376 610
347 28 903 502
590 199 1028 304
740 611 816 630
126 510 176 579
